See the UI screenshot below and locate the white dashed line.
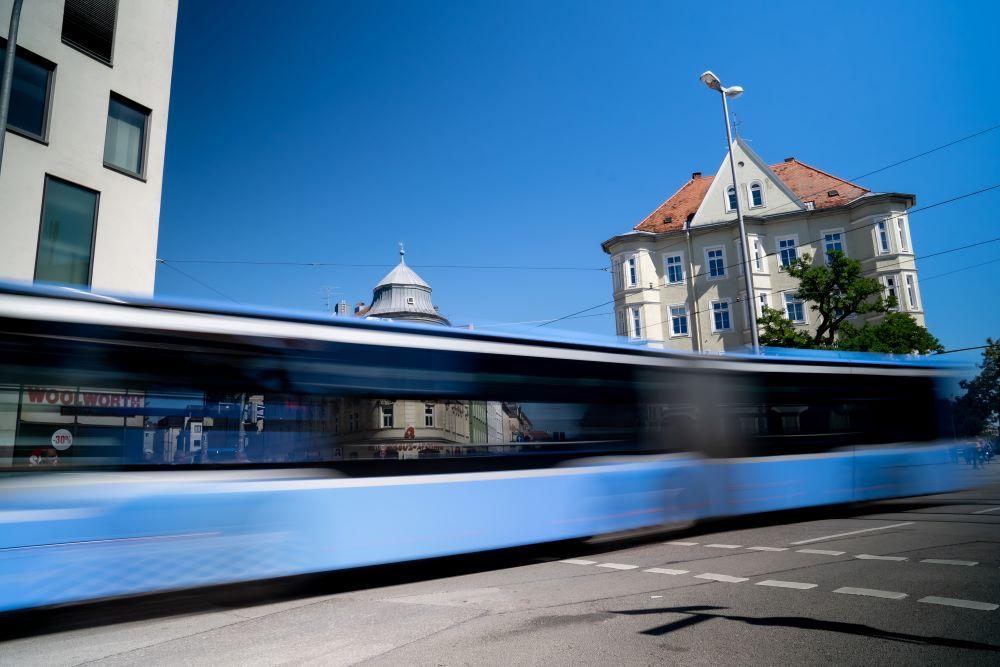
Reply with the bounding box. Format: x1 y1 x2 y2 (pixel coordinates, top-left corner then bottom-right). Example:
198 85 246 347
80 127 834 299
833 587 907 600
559 559 597 565
746 546 789 552
650 595 663 599
644 567 689 575
920 559 978 566
695 573 749 583
972 506 1000 515
597 563 639 570
796 549 846 556
790 522 914 545
855 554 908 561
755 580 818 590
705 544 742 549
918 596 998 611
667 541 699 546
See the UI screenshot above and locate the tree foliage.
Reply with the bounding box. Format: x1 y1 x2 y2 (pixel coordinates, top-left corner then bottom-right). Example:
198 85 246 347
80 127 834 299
758 249 941 354
952 339 1000 437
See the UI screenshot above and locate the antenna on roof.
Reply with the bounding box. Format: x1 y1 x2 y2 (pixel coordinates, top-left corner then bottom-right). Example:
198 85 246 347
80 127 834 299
398 242 405 263
730 110 743 139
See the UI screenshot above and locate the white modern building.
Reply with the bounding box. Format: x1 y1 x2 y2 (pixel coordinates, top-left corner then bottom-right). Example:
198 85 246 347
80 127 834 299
0 0 177 296
602 138 923 352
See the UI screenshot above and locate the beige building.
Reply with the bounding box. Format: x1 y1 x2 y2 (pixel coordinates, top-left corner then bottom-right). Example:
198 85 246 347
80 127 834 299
0 0 177 296
602 138 923 352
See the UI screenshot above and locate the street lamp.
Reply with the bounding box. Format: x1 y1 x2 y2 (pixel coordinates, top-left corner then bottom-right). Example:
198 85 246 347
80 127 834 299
0 0 25 176
700 70 759 354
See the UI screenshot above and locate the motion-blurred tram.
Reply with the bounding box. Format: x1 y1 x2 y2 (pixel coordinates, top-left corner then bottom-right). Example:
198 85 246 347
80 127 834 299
0 283 965 611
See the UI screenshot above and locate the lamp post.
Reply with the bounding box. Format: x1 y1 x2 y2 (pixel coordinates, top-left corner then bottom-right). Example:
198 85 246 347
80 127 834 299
699 70 760 354
0 0 25 176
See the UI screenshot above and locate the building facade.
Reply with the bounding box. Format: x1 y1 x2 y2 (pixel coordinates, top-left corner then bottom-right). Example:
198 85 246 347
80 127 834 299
0 0 177 296
602 138 923 352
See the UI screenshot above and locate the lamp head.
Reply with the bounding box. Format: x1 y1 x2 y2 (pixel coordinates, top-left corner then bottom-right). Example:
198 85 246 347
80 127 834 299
699 70 722 91
724 85 744 99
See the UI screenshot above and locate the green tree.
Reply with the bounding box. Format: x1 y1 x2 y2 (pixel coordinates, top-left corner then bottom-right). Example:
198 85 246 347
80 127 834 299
759 250 894 348
952 339 1000 437
835 312 944 355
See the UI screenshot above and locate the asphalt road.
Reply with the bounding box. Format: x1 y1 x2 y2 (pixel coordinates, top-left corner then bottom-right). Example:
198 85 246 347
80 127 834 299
3 465 999 666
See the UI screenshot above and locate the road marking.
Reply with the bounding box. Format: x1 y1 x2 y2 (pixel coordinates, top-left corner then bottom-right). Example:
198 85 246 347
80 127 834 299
597 563 639 570
667 541 699 546
705 544 742 549
790 522 914 545
918 596 998 611
644 567 689 575
755 580 818 590
650 595 663 599
855 554 908 561
920 559 978 566
695 573 749 583
796 549 846 556
559 559 596 565
972 506 1000 515
746 546 788 552
833 587 907 600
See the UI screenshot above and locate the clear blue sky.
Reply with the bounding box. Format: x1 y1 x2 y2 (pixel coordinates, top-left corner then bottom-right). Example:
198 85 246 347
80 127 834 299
156 0 1000 363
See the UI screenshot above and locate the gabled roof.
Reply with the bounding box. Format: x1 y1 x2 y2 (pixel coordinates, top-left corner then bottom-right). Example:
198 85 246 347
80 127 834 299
634 174 714 233
633 156 870 233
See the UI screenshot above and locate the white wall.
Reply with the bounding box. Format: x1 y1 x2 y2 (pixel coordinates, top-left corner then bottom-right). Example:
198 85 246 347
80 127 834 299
0 0 177 296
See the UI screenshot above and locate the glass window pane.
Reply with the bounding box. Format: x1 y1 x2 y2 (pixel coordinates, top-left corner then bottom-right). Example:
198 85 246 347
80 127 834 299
35 178 98 287
0 45 50 138
104 96 147 175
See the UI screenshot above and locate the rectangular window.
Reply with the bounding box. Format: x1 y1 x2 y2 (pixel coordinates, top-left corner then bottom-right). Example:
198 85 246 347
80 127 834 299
896 217 911 253
104 93 150 178
758 291 770 316
904 274 919 311
629 307 642 339
381 403 394 428
669 305 689 337
0 40 55 141
711 300 732 332
876 219 891 254
883 274 899 308
751 237 766 272
705 247 726 279
664 253 684 284
784 293 806 323
62 0 118 65
777 236 798 268
424 403 435 427
624 256 638 288
35 176 99 287
616 310 625 336
822 229 845 259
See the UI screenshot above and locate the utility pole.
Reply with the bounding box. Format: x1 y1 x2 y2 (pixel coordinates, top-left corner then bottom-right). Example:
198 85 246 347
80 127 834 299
0 0 25 176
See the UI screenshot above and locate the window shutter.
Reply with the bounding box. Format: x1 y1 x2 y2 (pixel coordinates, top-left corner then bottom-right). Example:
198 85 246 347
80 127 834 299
62 0 118 65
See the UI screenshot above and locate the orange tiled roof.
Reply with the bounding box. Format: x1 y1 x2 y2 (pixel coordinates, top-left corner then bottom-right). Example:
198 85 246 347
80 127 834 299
634 159 870 233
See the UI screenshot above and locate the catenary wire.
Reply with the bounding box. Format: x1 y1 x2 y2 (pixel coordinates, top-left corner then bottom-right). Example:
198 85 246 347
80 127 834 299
156 259 242 304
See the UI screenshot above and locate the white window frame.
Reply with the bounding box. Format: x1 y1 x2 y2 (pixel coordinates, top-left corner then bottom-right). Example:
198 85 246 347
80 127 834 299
747 180 765 209
895 216 912 254
628 306 643 340
704 245 727 280
757 291 770 317
381 403 394 428
668 303 690 338
881 274 900 309
424 403 435 428
875 219 892 255
903 272 920 311
725 186 738 212
783 292 807 324
663 252 685 285
710 299 733 333
624 255 639 289
820 228 846 262
776 235 799 269
749 235 767 273
616 309 625 336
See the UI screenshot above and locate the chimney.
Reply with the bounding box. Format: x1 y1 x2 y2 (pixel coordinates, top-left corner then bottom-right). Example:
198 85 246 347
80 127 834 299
691 171 702 179
784 157 795 163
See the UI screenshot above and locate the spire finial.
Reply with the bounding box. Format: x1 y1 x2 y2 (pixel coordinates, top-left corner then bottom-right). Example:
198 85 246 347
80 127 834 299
399 242 405 263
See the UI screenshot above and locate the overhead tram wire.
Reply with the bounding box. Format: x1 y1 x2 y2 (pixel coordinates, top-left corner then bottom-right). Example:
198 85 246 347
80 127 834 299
922 256 1000 282
156 259 241 305
936 344 993 355
547 183 1000 329
157 259 609 272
